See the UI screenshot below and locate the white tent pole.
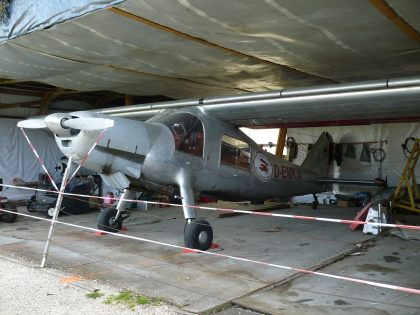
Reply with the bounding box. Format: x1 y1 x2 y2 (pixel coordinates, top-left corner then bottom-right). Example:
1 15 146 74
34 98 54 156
41 156 73 268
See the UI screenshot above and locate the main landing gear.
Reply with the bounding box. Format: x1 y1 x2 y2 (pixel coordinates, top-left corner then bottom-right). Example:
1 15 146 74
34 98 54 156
96 186 214 251
180 185 213 250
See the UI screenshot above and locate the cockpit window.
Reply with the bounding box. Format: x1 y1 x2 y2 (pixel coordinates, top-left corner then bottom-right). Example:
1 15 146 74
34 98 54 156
220 135 250 170
160 113 204 157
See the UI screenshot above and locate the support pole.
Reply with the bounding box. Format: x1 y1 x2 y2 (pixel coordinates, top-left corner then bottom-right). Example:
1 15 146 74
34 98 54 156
38 87 65 115
275 128 287 157
125 94 133 105
41 156 73 268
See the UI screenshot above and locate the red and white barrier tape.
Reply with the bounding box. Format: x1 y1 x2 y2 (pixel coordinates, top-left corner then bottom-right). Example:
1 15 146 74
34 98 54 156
20 128 59 191
0 208 419 296
64 128 109 188
1 182 420 231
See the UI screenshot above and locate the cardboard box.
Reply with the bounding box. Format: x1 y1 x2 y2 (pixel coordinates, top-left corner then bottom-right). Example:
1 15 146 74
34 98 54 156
337 199 356 207
89 197 101 209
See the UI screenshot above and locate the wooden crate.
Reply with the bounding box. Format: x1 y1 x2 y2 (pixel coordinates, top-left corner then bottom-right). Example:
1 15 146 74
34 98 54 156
337 199 356 207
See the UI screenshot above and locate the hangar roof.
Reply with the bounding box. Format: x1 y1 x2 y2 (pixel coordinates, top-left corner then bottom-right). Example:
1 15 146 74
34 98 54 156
0 0 419 126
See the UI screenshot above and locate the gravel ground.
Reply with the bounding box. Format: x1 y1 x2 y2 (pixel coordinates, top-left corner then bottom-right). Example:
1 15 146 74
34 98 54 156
0 255 181 315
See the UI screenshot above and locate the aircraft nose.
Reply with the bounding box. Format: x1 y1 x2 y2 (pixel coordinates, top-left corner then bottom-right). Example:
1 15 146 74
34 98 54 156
18 114 114 137
45 113 74 137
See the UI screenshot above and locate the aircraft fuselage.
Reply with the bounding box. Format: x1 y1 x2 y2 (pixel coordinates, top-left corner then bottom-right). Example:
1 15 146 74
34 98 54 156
55 108 328 206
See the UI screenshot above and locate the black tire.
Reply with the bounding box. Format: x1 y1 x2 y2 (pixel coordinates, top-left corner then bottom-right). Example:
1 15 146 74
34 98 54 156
27 201 37 212
27 196 38 212
98 208 122 232
1 206 17 223
45 207 57 219
311 200 318 209
184 219 213 250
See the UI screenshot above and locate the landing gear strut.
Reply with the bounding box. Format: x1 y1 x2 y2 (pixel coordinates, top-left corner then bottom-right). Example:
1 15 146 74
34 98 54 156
311 194 319 209
180 185 213 250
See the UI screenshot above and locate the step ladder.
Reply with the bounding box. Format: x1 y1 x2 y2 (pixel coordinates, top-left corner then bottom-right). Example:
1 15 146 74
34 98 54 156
392 139 420 213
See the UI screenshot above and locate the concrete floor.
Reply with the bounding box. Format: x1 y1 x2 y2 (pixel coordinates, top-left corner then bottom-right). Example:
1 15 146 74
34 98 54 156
0 203 419 314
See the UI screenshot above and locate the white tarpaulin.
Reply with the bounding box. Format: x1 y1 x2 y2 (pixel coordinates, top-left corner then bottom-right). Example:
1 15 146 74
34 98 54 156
0 118 62 200
2 1 420 103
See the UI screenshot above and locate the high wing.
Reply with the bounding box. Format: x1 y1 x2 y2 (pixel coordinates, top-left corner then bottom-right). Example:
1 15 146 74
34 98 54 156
97 76 420 128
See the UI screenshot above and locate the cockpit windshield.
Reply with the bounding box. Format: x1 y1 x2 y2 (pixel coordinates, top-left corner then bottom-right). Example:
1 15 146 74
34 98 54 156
159 113 204 157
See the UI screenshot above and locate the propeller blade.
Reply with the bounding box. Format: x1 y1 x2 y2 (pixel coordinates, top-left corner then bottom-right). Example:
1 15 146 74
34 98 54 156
17 119 47 129
63 118 114 130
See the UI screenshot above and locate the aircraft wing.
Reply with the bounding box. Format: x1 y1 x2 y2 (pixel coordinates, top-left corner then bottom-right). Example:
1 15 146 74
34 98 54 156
98 76 420 128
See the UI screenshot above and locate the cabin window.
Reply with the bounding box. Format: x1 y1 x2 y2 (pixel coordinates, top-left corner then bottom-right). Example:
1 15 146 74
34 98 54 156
160 113 204 157
220 135 250 170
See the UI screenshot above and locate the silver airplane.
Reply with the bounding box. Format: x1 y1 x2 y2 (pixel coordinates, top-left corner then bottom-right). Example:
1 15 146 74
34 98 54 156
17 76 420 250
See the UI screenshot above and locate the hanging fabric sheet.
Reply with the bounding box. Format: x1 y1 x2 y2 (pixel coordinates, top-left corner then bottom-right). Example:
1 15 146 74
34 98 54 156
360 143 371 163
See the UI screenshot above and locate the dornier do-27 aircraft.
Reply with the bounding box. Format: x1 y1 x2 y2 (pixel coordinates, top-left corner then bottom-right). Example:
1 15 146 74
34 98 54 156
17 76 420 250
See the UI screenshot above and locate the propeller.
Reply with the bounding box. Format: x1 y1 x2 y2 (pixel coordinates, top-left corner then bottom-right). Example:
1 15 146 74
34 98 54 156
64 118 114 130
17 119 47 129
18 113 114 136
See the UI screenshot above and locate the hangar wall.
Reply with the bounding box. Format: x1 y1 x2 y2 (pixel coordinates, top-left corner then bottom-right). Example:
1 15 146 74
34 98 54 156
0 118 62 199
288 123 420 189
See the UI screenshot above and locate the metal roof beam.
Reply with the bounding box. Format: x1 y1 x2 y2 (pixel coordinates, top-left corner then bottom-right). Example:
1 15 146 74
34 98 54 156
39 87 67 115
0 100 40 109
369 0 420 43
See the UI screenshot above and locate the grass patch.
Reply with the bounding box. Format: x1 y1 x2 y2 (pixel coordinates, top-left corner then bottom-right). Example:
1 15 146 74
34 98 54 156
104 290 162 309
85 290 104 299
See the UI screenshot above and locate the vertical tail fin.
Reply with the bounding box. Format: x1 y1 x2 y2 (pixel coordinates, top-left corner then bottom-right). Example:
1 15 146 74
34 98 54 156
301 132 334 178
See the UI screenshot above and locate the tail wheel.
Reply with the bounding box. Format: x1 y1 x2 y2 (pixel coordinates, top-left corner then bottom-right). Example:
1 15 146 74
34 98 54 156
311 200 319 209
98 208 122 232
184 219 213 250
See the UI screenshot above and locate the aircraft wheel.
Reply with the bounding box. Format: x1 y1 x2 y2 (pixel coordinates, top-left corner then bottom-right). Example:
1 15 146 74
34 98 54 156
1 206 17 223
184 219 213 250
27 196 37 212
45 207 56 219
98 208 122 232
311 200 318 209
27 203 37 212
